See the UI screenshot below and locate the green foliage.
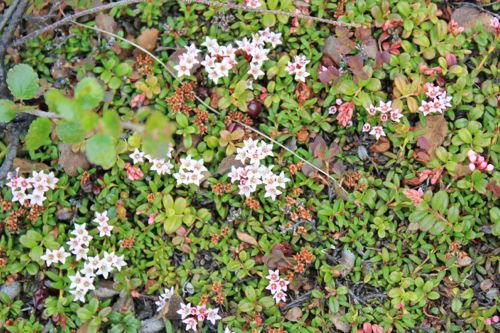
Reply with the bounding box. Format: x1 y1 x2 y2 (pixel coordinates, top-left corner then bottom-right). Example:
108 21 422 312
6 64 40 100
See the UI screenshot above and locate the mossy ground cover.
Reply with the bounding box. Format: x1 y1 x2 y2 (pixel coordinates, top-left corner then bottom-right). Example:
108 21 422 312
0 1 499 332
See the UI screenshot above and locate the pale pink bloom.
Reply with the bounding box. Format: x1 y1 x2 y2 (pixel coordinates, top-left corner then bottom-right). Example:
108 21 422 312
130 93 146 108
379 113 388 122
366 104 378 116
148 213 158 225
336 102 354 127
124 163 144 181
378 101 392 113
362 123 371 132
369 126 386 140
182 317 197 331
266 269 280 282
390 109 403 122
403 188 424 207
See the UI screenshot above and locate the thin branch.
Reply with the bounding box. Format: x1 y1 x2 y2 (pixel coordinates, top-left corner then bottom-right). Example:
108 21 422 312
13 0 359 47
0 0 20 34
182 0 360 27
12 0 145 47
70 20 349 199
0 127 20 180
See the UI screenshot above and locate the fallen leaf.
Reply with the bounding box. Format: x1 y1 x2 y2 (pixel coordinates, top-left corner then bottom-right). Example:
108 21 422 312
95 14 117 40
331 314 350 333
13 158 49 174
322 35 355 64
157 294 182 320
58 144 90 176
486 180 500 197
136 28 159 51
285 307 303 322
295 82 312 106
452 7 495 33
370 136 391 153
413 115 448 164
236 231 259 247
216 156 244 175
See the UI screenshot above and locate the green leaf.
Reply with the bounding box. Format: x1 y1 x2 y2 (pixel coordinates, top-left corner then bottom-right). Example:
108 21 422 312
102 110 122 140
457 128 472 144
431 191 449 214
86 134 116 168
56 121 86 144
262 13 276 27
0 99 17 123
77 307 93 321
164 216 183 234
365 78 381 91
26 118 52 150
7 64 39 100
75 77 105 110
339 79 358 95
175 112 189 128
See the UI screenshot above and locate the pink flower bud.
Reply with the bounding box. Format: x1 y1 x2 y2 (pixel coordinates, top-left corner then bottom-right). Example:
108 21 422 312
480 161 488 170
485 319 492 325
492 315 499 323
477 156 485 163
487 164 494 172
469 163 476 171
468 154 477 163
445 53 457 67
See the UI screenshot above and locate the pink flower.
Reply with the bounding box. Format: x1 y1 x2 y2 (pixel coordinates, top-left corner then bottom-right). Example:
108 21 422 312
493 315 499 323
336 102 354 127
362 123 371 132
366 104 378 116
485 318 492 325
131 93 146 108
390 109 403 122
125 163 144 181
379 113 388 122
148 213 158 225
403 188 424 207
448 20 464 35
369 126 386 140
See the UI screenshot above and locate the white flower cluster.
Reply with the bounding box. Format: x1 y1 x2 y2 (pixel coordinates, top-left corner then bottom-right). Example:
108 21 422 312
41 247 70 267
265 270 289 304
69 251 126 302
419 84 452 116
93 211 113 237
67 223 93 261
177 303 222 331
155 287 175 311
129 147 174 176
228 138 289 200
6 169 58 206
175 28 282 83
285 55 311 82
173 155 208 186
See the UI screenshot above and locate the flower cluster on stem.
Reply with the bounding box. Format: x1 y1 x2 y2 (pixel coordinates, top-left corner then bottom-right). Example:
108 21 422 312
6 169 58 206
228 138 289 200
265 269 289 304
177 302 221 331
419 83 452 116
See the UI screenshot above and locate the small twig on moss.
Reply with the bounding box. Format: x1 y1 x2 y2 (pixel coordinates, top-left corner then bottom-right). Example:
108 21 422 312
181 0 360 27
12 0 145 47
282 291 313 311
0 0 20 34
0 127 20 180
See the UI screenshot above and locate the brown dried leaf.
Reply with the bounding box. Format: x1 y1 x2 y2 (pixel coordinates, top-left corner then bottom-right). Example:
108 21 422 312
58 144 90 177
236 231 259 247
413 115 448 164
295 82 312 106
285 307 303 322
95 14 117 40
216 156 244 175
13 158 49 174
369 136 391 153
136 28 159 51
